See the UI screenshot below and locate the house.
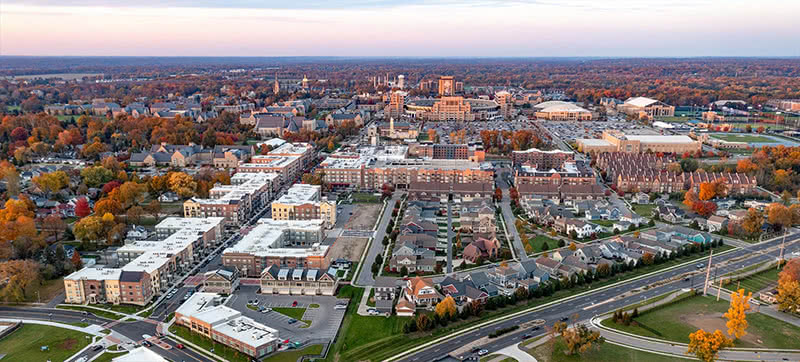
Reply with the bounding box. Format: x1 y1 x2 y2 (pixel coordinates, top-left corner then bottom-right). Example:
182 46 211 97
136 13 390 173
706 215 728 232
439 276 473 304
403 277 442 307
573 245 603 264
202 266 240 294
462 237 500 263
488 265 520 289
619 210 646 226
396 234 437 251
566 219 603 239
633 192 650 204
159 192 180 203
655 205 685 223
259 265 338 296
396 298 416 317
727 209 749 222
612 221 632 233
374 276 398 314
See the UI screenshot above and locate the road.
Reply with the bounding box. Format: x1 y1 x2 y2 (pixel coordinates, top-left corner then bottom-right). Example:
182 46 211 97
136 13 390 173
0 307 212 362
395 233 800 362
355 193 401 286
496 168 528 261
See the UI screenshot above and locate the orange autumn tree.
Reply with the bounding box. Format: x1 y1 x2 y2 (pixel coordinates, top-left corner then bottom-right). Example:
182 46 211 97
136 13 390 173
698 182 717 201
777 259 800 313
724 289 752 339
687 329 733 362
683 190 699 209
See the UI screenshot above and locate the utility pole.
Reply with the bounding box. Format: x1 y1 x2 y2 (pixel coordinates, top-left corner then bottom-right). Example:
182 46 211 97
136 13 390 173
703 249 714 296
778 227 787 271
715 267 722 301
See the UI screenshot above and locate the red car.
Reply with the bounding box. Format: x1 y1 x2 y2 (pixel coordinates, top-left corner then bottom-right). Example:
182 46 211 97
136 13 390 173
175 344 185 349
292 300 298 307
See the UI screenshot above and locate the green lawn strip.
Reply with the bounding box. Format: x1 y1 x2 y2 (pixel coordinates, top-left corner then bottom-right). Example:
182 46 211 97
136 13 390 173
631 204 657 217
0 324 92 361
352 192 381 204
616 290 693 313
247 304 259 311
272 307 307 320
528 338 689 362
520 334 547 348
263 344 323 362
24 277 65 303
88 303 147 314
528 234 559 252
107 344 118 351
589 219 616 227
68 322 90 328
338 246 733 361
168 324 249 362
309 303 320 308
601 295 800 349
93 351 128 362
722 267 780 297
57 305 124 320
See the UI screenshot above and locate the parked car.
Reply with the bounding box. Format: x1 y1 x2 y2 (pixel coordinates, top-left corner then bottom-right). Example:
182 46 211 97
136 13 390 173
261 307 272 313
477 349 489 356
292 300 298 307
142 340 152 347
334 304 347 310
288 319 298 324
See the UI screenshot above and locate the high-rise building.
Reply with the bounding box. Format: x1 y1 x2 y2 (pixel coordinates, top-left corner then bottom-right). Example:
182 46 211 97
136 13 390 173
438 76 456 96
397 74 405 89
385 91 407 119
495 91 514 119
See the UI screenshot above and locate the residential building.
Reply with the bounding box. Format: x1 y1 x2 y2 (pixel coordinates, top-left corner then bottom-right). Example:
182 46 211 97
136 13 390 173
403 277 442 307
202 267 240 294
175 292 279 358
184 172 277 227
512 148 574 168
271 184 336 227
259 265 337 295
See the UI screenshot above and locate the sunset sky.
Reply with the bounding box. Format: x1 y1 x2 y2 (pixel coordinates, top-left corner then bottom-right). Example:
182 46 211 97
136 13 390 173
2 0 799 57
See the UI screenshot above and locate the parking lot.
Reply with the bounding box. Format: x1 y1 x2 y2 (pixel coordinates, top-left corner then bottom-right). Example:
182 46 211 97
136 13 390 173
541 121 659 142
226 286 347 345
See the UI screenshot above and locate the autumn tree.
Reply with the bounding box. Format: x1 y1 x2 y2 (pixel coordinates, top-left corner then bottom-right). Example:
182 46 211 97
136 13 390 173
683 190 699 209
0 260 40 302
168 172 197 198
41 214 67 242
740 208 764 236
74 197 91 218
32 171 70 195
767 203 792 230
94 198 123 216
724 289 751 339
736 159 758 174
73 215 106 244
698 182 717 201
556 323 605 356
687 329 732 362
146 200 162 218
81 166 114 188
0 198 41 259
435 295 458 320
777 259 800 313
693 201 718 218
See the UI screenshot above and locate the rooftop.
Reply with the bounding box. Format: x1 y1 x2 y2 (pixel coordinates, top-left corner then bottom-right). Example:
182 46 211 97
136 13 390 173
223 219 327 258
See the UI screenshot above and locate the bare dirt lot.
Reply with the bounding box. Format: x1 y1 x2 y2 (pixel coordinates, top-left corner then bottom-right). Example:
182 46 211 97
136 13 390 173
681 311 761 346
344 203 382 230
327 236 369 262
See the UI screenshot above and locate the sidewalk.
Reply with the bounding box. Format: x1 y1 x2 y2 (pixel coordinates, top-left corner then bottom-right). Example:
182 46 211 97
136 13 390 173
495 343 536 362
0 317 107 337
356 286 373 316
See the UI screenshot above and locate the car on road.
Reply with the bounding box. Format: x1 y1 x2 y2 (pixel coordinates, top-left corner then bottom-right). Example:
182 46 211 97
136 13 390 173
142 340 152 347
531 326 541 331
288 318 298 324
522 333 534 339
91 344 104 351
696 264 704 269
247 299 259 305
470 346 482 354
175 343 185 349
560 316 569 321
477 349 489 356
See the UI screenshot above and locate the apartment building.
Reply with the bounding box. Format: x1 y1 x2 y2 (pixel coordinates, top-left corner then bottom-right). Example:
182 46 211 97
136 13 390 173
259 265 338 295
222 219 328 277
65 217 225 305
514 160 596 186
422 96 474 121
184 172 277 227
512 148 574 168
271 184 336 227
384 91 407 119
409 143 486 162
175 293 279 358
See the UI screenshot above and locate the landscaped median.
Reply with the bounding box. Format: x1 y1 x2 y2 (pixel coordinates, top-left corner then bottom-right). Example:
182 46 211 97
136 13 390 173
597 293 800 349
329 245 737 362
56 305 126 320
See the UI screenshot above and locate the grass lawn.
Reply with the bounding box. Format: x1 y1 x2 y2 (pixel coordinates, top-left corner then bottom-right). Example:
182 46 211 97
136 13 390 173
480 354 517 362
57 305 123 320
601 295 800 349
0 324 92 361
528 234 559 253
88 303 148 315
631 204 657 217
247 304 258 311
589 219 616 227
309 303 320 309
351 192 382 204
169 324 249 362
710 134 777 143
722 267 780 296
93 351 128 362
263 344 323 362
528 338 689 362
272 307 306 320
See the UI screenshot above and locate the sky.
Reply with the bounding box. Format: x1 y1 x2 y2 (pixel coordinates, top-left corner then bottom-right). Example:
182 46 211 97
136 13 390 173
1 0 799 57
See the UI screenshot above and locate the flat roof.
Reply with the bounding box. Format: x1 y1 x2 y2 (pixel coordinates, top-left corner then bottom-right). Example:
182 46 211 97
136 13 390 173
223 219 326 258
624 135 696 144
274 184 321 205
577 139 613 146
65 267 122 281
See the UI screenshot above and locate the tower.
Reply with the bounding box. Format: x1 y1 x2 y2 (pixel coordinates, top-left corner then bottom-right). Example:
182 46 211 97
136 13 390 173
397 75 405 89
438 76 455 96
273 73 280 94
302 75 309 89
